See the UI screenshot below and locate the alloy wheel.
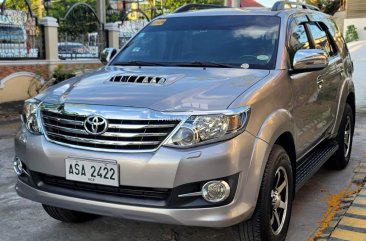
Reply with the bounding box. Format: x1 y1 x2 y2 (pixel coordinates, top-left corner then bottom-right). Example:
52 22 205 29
344 115 352 158
270 166 289 235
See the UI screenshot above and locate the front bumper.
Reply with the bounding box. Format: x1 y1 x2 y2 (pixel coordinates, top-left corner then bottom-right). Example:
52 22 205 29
16 178 252 227
14 125 269 227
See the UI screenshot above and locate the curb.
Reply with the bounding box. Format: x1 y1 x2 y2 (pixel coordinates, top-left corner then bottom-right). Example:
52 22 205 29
313 160 366 240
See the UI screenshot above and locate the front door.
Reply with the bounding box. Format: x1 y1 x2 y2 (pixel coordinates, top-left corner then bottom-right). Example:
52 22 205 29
289 18 337 156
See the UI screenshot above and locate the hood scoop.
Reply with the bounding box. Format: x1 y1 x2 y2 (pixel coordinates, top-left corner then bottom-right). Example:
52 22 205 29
109 75 167 85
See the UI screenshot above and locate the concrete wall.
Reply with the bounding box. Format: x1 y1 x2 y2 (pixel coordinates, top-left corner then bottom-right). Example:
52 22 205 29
0 15 116 104
0 74 43 103
346 0 366 19
344 18 366 41
333 11 347 33
0 60 102 103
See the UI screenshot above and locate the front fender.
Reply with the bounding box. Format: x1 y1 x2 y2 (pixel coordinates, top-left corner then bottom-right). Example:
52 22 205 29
242 109 295 214
255 109 295 147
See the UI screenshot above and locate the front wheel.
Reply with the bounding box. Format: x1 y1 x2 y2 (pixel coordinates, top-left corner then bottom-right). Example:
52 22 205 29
236 145 294 241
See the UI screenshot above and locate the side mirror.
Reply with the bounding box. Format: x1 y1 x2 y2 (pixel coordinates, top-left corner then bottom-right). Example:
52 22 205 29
292 49 328 73
100 48 118 65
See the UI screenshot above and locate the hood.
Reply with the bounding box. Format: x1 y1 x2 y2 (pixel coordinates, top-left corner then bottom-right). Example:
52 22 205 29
38 66 269 112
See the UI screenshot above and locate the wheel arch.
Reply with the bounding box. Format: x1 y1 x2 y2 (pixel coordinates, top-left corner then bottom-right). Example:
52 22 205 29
346 91 356 127
243 109 296 212
274 132 297 198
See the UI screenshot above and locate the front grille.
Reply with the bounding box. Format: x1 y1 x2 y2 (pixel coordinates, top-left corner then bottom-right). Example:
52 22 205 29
39 173 171 201
41 110 180 151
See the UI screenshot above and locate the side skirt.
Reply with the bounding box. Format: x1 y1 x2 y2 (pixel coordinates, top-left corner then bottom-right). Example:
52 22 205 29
295 140 339 192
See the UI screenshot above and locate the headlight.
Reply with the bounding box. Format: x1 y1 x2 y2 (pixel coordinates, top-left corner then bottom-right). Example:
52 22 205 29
22 99 42 134
165 107 250 147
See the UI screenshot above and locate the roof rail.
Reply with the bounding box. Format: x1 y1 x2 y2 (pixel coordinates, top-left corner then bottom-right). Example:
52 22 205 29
173 3 229 13
271 1 320 11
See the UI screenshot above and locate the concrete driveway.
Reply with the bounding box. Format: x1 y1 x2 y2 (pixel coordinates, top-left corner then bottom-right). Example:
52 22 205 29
0 42 365 241
348 40 366 112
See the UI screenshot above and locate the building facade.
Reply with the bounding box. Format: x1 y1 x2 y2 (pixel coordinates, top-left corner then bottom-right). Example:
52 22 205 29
344 0 366 41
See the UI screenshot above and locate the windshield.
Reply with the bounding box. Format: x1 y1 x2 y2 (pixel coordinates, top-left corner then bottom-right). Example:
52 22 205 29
111 15 280 69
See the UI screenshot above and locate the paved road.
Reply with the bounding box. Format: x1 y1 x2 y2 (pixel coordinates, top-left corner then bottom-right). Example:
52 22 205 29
1 42 366 241
348 41 366 112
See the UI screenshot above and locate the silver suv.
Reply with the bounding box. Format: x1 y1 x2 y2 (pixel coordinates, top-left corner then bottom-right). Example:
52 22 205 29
14 2 355 241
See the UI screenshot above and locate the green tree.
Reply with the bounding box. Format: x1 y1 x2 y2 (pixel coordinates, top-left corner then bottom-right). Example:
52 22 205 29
161 0 224 12
3 0 42 18
306 0 344 15
137 0 224 17
345 25 359 43
48 0 98 38
49 0 96 19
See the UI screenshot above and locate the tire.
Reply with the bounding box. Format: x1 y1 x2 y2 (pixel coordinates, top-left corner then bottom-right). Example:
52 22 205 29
236 145 294 241
42 204 99 223
326 103 354 170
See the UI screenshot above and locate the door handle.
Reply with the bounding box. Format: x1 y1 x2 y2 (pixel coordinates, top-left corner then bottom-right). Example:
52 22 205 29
316 76 324 89
339 67 346 77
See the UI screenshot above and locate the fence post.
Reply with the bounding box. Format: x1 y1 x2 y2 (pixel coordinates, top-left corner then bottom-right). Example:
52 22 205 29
105 23 120 49
40 17 59 61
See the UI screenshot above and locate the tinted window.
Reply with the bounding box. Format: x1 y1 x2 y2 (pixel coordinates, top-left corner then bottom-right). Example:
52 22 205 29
111 16 281 69
289 24 310 58
307 22 334 56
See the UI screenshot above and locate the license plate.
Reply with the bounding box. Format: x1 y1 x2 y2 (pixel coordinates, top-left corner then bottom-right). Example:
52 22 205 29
65 158 119 187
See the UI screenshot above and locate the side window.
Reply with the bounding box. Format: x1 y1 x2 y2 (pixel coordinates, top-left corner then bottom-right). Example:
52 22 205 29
289 24 310 59
306 22 335 56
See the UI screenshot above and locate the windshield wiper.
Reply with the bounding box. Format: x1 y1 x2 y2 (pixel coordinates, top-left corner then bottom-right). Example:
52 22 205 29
113 61 168 66
174 61 238 68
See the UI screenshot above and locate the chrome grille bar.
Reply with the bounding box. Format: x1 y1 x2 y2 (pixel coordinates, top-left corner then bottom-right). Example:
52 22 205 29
47 132 161 146
43 115 84 126
102 132 168 138
44 123 88 135
108 123 176 129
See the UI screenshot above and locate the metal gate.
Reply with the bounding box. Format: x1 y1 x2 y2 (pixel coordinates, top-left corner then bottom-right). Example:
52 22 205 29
58 3 106 60
0 0 44 59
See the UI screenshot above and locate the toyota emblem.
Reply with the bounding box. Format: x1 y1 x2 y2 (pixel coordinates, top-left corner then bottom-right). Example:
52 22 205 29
84 116 108 135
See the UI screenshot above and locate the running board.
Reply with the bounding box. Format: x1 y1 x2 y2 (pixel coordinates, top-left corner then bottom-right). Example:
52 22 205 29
295 141 339 191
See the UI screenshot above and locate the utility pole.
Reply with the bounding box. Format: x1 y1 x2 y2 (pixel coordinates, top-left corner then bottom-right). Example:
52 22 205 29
96 0 106 25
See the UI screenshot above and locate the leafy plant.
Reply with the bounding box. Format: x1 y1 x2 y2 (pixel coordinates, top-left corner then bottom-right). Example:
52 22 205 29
306 0 343 15
345 25 359 43
27 70 44 97
52 64 77 83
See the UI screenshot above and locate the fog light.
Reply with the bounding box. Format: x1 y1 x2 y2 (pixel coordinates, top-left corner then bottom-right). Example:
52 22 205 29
202 180 230 203
13 157 24 175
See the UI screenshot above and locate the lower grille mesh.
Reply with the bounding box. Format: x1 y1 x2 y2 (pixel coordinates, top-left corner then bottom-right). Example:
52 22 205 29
39 174 171 200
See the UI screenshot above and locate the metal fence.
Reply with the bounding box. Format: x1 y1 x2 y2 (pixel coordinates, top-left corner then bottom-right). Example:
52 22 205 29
118 8 150 49
58 31 106 60
57 2 107 60
0 10 44 60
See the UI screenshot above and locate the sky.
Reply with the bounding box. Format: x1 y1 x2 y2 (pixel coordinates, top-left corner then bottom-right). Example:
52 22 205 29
256 0 278 7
